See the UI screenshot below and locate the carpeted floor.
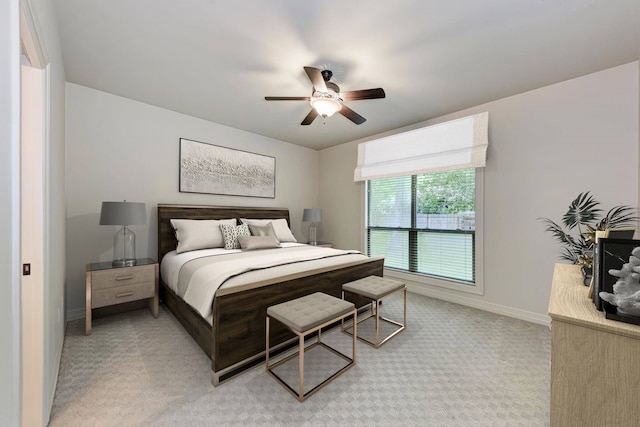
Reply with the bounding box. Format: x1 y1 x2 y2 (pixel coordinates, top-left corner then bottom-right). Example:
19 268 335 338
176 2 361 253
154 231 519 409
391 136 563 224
49 292 550 426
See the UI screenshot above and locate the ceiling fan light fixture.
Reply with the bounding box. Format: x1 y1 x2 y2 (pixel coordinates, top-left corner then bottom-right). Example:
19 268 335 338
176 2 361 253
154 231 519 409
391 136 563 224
310 93 342 117
265 66 384 125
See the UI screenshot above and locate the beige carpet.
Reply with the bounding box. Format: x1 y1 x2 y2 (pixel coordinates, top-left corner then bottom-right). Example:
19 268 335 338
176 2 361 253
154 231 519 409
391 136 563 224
49 292 550 426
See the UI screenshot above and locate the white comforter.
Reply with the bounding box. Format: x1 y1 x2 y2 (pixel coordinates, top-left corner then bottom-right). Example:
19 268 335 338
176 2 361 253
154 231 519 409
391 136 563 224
161 243 370 323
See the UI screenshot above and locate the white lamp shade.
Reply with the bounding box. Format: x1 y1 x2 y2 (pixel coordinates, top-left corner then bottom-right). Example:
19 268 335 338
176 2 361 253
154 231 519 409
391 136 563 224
302 208 323 223
100 201 147 226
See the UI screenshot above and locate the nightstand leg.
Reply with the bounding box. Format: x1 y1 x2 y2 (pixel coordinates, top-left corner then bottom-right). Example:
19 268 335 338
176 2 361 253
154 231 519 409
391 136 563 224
149 264 159 318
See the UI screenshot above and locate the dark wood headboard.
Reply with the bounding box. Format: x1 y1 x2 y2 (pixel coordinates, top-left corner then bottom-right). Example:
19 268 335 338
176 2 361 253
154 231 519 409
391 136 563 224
157 204 290 263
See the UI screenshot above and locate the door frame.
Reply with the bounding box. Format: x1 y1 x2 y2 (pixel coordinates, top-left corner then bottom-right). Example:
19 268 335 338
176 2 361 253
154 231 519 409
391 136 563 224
19 0 49 425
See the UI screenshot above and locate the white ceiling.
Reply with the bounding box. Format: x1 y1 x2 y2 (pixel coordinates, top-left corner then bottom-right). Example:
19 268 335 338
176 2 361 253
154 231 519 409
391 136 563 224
52 0 640 150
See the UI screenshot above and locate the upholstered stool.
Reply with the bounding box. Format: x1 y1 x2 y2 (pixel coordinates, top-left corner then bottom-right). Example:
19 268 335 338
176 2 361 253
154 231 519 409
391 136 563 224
266 292 357 402
342 276 407 348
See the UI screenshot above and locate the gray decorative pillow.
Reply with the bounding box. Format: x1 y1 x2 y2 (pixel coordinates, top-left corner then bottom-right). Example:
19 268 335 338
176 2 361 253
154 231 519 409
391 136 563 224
238 235 281 250
240 218 297 242
219 223 251 250
248 222 279 242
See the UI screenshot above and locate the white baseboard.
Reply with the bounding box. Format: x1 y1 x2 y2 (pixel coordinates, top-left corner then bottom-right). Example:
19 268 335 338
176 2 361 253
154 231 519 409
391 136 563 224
67 282 552 327
407 283 551 327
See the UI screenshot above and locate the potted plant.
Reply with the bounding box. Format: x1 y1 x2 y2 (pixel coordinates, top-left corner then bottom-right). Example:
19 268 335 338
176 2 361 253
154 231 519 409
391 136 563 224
540 192 638 284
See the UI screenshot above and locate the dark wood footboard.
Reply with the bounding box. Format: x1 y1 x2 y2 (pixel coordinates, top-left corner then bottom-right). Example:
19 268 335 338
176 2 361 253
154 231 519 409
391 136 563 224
160 257 383 384
212 256 384 383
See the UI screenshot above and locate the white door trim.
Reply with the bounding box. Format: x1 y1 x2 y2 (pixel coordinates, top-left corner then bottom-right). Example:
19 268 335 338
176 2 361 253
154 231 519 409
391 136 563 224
19 0 48 425
2 0 22 424
20 55 46 427
19 0 48 68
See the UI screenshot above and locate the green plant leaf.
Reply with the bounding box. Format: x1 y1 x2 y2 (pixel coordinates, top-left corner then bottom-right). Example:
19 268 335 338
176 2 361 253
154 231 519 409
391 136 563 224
559 246 579 264
597 206 639 229
541 192 638 266
539 218 585 253
562 192 602 230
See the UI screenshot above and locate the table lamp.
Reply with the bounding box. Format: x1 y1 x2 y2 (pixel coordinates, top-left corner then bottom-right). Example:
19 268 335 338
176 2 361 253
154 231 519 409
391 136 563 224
302 208 323 245
100 201 147 267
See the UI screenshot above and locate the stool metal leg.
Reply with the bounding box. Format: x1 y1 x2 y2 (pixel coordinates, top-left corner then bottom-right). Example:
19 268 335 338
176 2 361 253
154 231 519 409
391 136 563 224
403 286 407 329
342 286 407 348
266 309 357 402
352 309 357 363
298 334 304 400
265 316 270 370
375 298 380 345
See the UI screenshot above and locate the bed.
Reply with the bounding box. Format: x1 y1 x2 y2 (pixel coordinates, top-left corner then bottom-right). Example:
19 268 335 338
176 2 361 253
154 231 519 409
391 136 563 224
157 204 384 385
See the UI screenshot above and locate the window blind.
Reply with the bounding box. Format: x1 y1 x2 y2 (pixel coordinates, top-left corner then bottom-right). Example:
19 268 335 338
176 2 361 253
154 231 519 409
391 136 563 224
354 112 488 181
367 168 476 283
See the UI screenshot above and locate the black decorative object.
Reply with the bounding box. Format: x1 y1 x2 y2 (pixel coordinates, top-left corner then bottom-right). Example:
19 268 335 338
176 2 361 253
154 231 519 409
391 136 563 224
594 238 640 314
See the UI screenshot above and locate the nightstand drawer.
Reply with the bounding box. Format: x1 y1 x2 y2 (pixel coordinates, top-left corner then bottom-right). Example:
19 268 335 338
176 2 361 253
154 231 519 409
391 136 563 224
92 281 155 308
91 265 155 290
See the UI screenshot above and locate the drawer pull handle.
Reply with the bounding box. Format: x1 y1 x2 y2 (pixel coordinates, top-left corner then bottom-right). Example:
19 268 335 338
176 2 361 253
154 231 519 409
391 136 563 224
116 291 134 298
116 275 134 281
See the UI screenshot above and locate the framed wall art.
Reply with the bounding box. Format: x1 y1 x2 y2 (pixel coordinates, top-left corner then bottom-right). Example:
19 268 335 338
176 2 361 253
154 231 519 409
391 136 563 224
179 138 276 198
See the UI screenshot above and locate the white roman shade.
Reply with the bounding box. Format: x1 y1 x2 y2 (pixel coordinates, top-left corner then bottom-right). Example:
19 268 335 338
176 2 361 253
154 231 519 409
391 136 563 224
354 112 489 181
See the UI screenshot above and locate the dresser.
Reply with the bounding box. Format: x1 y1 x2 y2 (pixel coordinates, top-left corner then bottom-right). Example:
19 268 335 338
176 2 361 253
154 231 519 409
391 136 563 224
85 258 158 335
548 263 640 427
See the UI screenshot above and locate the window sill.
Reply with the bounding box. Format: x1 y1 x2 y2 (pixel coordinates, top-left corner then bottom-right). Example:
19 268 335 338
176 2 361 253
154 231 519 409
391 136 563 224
383 268 484 296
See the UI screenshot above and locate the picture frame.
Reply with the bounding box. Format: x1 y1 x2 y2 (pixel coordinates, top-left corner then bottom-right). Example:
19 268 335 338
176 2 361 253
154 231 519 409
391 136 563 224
593 238 640 318
603 227 635 240
179 138 276 198
591 229 636 308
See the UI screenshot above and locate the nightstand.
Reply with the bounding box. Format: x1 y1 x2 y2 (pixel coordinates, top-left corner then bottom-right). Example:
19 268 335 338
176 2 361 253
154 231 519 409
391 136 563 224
85 258 158 335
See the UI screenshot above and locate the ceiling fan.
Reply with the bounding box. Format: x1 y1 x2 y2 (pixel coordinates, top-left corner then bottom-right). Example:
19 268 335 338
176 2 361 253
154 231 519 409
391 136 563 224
265 66 386 125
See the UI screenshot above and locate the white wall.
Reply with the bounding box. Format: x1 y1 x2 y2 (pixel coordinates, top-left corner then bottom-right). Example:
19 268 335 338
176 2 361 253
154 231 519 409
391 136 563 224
1 0 66 424
319 142 365 250
65 83 320 319
320 62 639 324
30 0 68 420
0 0 22 424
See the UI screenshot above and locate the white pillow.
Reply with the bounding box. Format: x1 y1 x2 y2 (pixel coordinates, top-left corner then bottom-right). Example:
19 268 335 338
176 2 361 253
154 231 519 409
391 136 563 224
240 218 297 243
170 218 236 254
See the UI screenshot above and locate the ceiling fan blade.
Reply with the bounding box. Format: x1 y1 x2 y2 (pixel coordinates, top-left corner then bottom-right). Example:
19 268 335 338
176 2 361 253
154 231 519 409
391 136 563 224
340 88 386 101
301 109 318 125
338 104 366 125
303 66 327 92
265 96 310 101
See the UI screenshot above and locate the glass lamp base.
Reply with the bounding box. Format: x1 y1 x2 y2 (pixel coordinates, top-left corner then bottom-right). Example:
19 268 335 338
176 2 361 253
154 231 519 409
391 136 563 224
112 259 137 268
309 223 317 245
113 226 137 268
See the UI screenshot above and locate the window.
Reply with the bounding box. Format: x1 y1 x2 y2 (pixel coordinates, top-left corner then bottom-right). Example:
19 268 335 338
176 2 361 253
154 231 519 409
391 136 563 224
366 168 477 284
